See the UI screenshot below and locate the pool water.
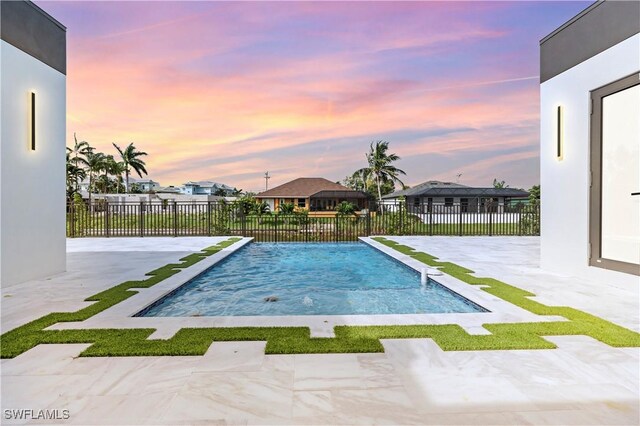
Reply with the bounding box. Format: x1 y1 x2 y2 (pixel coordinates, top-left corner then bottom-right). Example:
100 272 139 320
138 243 486 317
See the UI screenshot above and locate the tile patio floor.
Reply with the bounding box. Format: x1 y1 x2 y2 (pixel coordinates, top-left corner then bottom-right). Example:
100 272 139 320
1 237 638 425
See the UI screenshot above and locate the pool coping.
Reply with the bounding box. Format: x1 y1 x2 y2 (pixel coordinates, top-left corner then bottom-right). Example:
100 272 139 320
47 238 565 338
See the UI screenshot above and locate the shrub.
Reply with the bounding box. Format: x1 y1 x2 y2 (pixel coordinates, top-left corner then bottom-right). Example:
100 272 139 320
278 202 295 214
336 201 357 216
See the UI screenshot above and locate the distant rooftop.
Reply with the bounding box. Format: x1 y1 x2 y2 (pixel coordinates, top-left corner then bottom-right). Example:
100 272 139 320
385 181 469 198
183 181 234 189
384 180 529 199
256 177 358 198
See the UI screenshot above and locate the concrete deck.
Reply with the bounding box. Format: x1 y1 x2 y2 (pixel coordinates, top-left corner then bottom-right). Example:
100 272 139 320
1 236 638 425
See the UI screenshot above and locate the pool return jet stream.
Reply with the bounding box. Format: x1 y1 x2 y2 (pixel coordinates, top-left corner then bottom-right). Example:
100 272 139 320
421 267 443 286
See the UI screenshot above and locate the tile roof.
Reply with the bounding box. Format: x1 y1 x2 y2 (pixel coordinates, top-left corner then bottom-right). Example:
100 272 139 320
256 177 355 198
384 181 469 198
384 180 529 198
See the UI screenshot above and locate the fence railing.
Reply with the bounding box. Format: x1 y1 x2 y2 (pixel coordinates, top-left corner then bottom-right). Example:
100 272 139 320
67 201 540 241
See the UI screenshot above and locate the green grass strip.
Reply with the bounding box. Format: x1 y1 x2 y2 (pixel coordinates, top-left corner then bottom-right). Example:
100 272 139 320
370 237 640 349
0 238 242 358
1 236 638 359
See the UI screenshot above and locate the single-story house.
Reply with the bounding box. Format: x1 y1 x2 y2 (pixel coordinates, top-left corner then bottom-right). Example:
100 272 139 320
382 180 529 213
255 177 369 213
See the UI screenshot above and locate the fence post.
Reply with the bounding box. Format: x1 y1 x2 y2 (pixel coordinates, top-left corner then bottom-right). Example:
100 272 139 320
206 202 212 236
366 211 371 236
335 214 338 242
241 209 247 237
458 206 463 236
398 203 404 236
173 201 178 237
305 214 309 243
429 209 433 236
489 210 493 236
139 202 144 237
69 202 74 238
274 214 278 242
105 201 110 237
518 204 522 236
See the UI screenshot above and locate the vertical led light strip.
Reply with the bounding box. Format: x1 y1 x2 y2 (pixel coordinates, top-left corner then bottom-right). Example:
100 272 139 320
30 92 36 151
556 105 563 160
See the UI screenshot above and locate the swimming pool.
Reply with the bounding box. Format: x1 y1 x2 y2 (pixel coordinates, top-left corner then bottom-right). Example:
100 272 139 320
137 243 486 317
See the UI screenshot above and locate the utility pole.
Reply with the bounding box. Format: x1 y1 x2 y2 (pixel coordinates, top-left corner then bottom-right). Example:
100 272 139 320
264 171 271 191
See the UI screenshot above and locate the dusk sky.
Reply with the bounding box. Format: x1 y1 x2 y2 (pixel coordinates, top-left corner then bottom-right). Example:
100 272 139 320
41 0 591 192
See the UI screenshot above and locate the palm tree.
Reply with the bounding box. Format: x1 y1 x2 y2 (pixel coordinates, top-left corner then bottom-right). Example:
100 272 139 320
86 152 106 204
112 142 148 193
111 161 127 193
365 141 406 210
66 152 86 200
66 133 93 192
493 178 509 189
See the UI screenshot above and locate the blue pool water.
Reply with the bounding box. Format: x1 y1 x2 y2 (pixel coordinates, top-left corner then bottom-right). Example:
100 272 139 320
138 243 486 317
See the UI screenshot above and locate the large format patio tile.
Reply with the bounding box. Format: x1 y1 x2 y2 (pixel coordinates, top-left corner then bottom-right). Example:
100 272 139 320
197 341 266 372
293 354 365 390
43 393 177 425
162 370 295 422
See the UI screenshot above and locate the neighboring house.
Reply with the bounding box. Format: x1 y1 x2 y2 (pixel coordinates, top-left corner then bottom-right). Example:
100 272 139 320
180 181 235 196
155 185 181 194
1 1 67 285
78 178 90 193
540 0 639 283
134 179 160 192
255 177 369 213
383 181 529 213
78 177 160 195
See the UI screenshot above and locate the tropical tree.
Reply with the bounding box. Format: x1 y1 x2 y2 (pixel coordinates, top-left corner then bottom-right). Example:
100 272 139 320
278 202 295 214
364 141 406 210
66 133 93 167
66 152 86 200
94 174 115 194
86 152 106 203
112 142 148 193
110 161 127 194
528 185 540 206
343 169 370 192
129 183 143 194
66 133 93 192
99 155 115 194
493 178 509 189
251 201 270 215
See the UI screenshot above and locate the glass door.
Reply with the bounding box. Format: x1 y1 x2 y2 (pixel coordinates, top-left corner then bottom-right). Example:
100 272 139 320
590 73 640 275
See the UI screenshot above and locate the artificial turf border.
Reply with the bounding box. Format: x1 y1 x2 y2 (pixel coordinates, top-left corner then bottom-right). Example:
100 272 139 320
1 237 638 358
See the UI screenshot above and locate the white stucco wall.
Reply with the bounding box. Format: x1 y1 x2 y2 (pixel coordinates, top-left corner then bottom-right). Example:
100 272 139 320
1 40 66 285
540 34 640 286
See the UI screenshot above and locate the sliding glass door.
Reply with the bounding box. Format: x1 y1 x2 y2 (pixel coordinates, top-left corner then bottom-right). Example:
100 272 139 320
590 73 640 275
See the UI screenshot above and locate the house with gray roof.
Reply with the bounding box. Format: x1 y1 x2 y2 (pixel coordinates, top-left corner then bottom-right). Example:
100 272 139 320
383 180 529 213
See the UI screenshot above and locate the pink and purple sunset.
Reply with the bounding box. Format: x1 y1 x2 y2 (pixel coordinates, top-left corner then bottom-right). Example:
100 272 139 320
40 0 590 191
